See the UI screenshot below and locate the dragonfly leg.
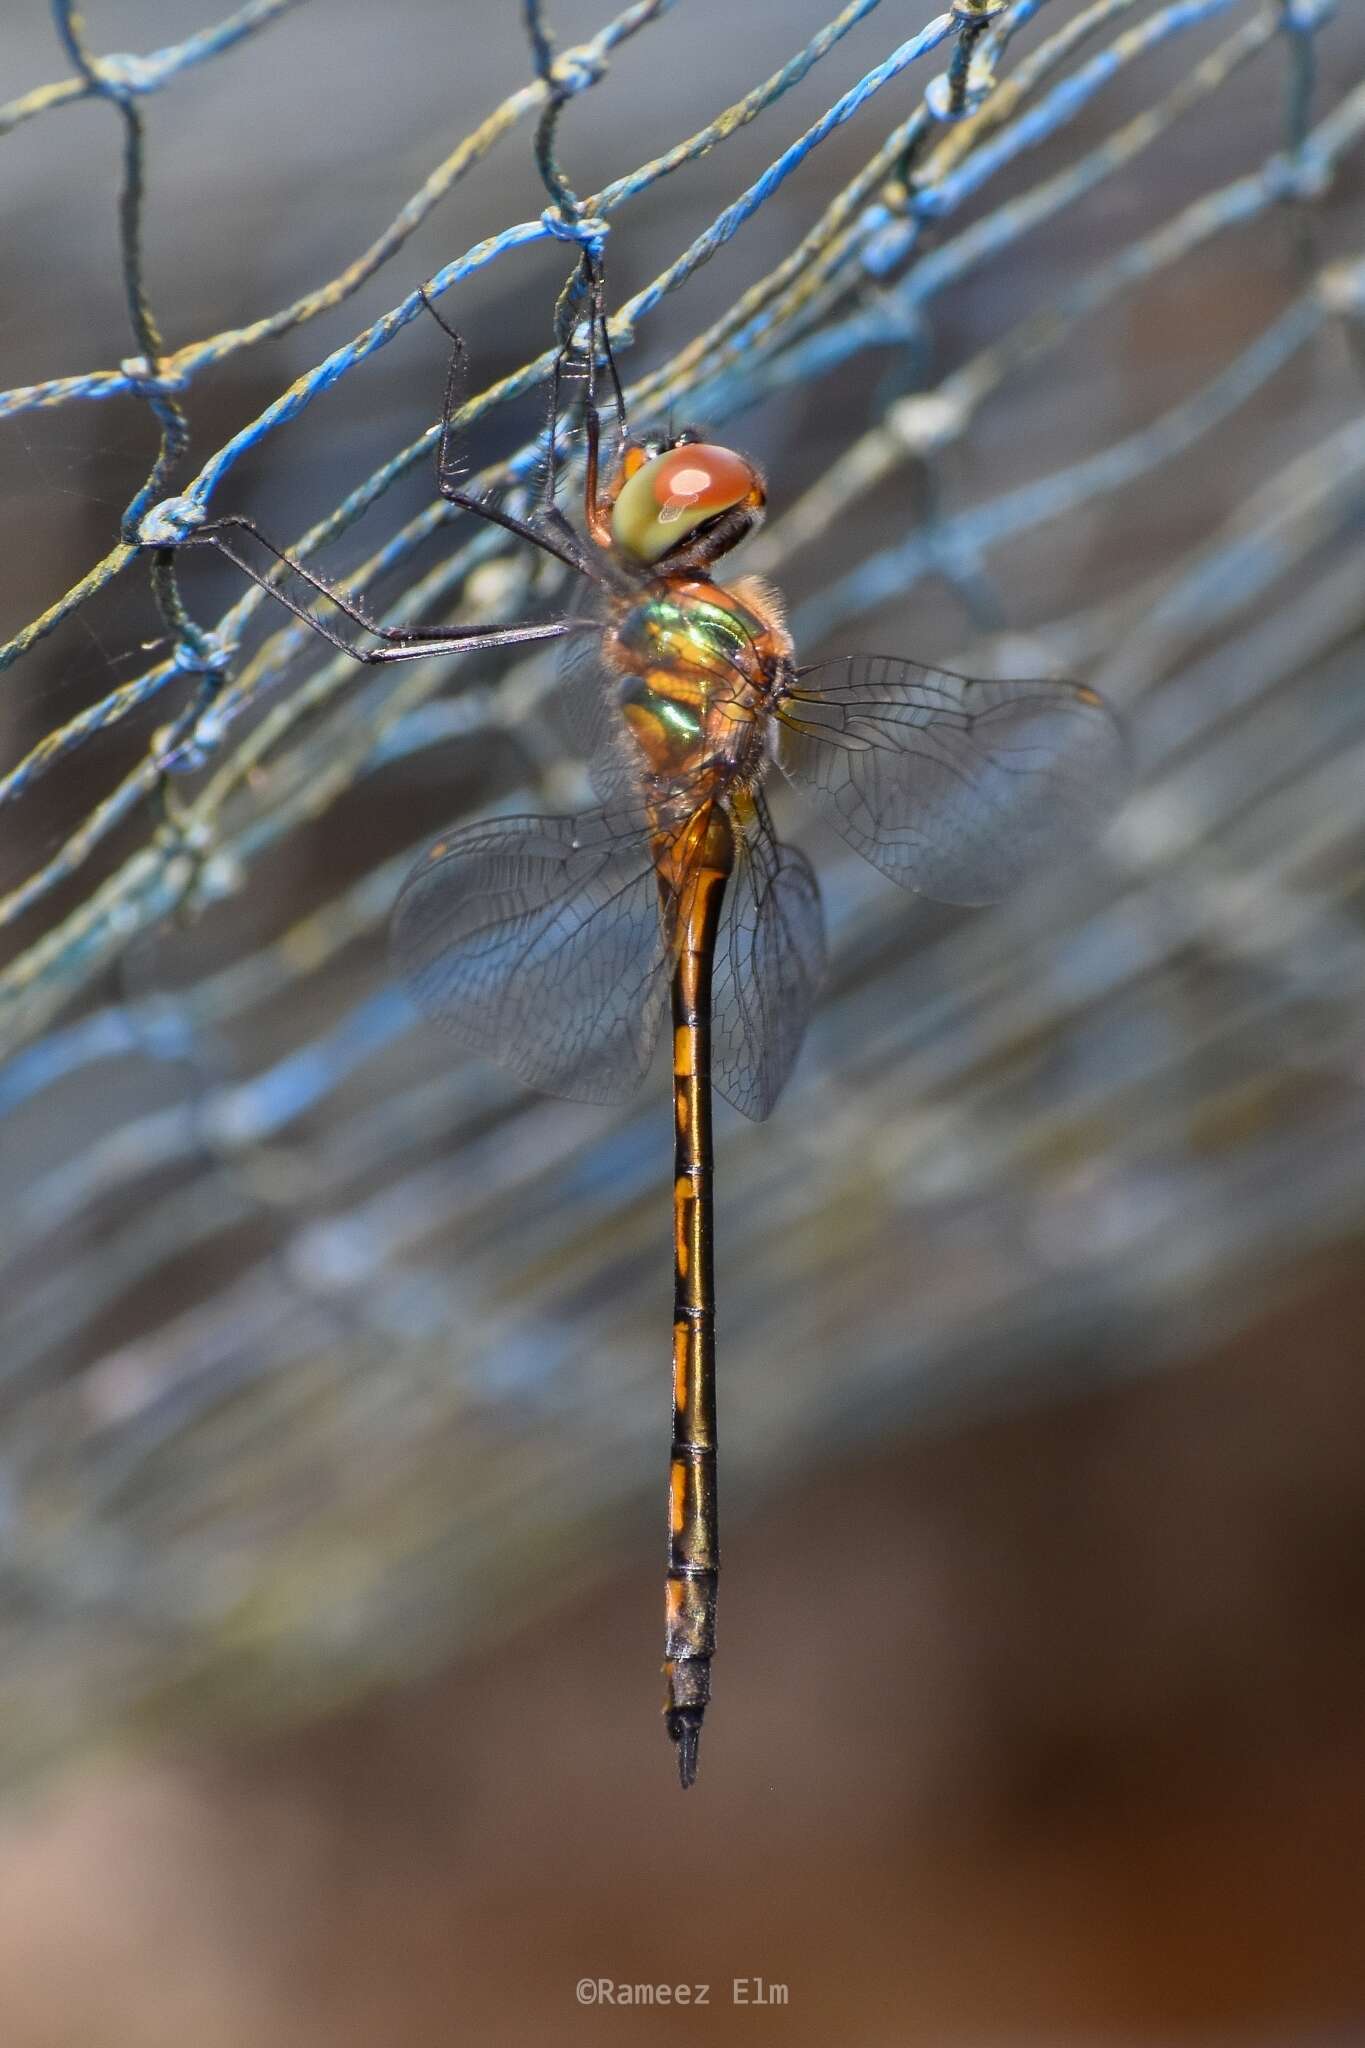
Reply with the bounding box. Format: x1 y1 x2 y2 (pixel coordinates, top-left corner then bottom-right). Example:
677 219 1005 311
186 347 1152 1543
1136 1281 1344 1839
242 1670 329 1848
418 288 599 582
175 520 588 665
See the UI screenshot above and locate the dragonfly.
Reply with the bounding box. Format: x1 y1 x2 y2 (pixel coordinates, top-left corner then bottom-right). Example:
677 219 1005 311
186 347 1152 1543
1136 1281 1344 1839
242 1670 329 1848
167 251 1125 1788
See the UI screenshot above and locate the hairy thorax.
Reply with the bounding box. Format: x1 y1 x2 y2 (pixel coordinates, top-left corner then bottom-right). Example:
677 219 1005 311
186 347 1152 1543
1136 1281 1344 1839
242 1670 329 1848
606 575 792 797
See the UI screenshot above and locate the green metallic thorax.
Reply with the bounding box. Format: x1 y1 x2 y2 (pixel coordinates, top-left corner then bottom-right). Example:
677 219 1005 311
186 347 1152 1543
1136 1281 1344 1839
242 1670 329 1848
610 581 770 786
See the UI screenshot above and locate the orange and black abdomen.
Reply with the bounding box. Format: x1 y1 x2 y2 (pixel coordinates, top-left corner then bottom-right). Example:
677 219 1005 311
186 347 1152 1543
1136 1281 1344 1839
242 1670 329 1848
658 802 734 1787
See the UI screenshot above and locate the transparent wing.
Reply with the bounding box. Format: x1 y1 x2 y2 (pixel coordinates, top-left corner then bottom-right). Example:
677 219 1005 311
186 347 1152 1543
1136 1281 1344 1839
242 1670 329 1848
556 616 636 804
776 653 1125 906
391 808 669 1103
711 796 826 1123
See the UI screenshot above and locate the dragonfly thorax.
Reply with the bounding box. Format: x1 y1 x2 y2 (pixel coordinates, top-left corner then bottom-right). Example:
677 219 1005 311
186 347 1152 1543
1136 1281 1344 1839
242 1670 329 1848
608 577 782 788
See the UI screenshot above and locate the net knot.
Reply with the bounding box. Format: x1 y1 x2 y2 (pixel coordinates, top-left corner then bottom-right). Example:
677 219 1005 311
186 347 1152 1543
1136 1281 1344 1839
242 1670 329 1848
82 49 162 99
151 723 203 776
858 202 916 277
1319 258 1365 316
138 495 208 547
170 631 232 679
923 525 987 587
153 683 231 775
1280 0 1336 26
550 45 609 96
889 389 968 454
1264 147 1332 202
151 802 214 856
950 0 1007 16
924 69 991 123
540 208 609 259
119 355 187 397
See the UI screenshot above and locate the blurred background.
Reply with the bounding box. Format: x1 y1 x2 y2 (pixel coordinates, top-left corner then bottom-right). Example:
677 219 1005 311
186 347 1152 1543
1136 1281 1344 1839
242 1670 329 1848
2 0 1365 2039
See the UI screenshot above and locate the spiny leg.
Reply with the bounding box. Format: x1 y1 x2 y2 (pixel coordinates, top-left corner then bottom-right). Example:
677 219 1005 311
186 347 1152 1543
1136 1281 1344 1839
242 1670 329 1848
579 252 613 544
536 291 599 561
588 247 629 457
174 521 589 666
545 247 625 549
418 287 598 582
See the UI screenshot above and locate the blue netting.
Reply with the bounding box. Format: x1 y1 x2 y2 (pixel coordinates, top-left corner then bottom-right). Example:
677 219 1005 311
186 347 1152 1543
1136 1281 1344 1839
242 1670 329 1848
0 0 1363 1782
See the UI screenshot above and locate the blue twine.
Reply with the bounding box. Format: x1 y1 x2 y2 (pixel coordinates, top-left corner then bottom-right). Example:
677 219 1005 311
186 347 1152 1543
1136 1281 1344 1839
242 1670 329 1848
915 0 1247 219
1281 0 1335 26
140 20 951 514
924 71 989 122
548 49 610 95
540 207 610 257
170 633 232 677
613 14 955 337
0 0 302 136
1 0 1356 991
138 495 210 546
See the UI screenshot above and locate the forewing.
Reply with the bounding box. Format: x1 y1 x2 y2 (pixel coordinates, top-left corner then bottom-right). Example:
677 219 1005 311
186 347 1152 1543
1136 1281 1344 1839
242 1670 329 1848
711 801 826 1123
391 809 668 1103
556 621 636 804
777 653 1125 905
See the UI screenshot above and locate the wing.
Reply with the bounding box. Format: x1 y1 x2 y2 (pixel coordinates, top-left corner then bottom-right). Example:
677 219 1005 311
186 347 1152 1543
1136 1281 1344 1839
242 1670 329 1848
710 795 826 1123
776 653 1125 906
555 617 636 804
390 808 669 1103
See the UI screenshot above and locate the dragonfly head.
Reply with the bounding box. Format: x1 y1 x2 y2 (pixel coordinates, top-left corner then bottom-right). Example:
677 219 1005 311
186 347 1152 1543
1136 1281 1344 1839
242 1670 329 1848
608 433 765 567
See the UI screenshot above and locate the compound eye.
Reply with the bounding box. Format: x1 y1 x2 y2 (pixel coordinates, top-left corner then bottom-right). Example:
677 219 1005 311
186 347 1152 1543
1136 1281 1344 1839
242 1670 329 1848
610 442 761 563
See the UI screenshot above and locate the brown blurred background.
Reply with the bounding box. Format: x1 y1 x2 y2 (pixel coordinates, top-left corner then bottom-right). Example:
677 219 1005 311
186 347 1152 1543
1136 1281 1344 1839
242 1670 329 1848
3 1 1365 2040
3 1263 1365 2043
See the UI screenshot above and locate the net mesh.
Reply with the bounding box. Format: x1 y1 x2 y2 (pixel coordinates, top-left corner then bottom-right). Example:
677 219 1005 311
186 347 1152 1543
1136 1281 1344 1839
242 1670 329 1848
1 0 1363 1783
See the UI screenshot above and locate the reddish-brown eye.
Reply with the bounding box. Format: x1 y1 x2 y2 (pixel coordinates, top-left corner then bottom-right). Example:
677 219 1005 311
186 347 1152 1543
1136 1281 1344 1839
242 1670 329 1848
650 445 758 516
612 442 761 563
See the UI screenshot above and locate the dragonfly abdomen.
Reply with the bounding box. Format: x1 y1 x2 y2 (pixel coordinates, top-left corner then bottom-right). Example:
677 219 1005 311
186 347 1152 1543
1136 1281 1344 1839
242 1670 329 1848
660 804 734 1788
